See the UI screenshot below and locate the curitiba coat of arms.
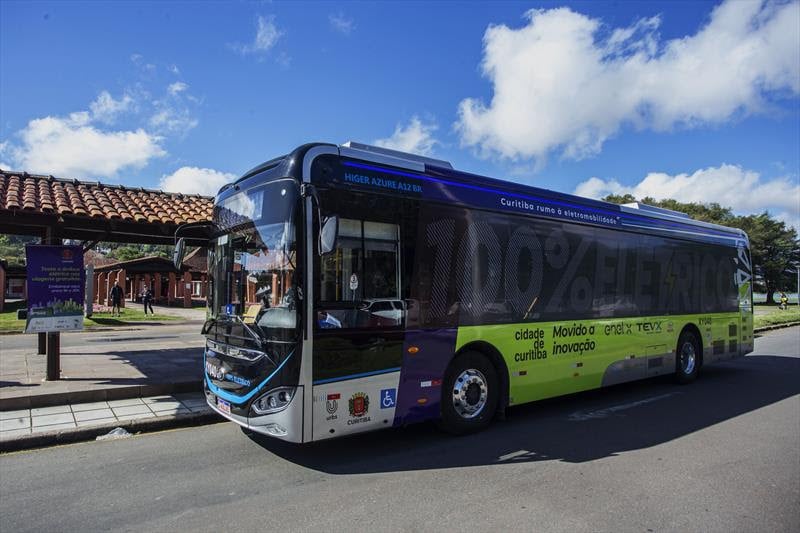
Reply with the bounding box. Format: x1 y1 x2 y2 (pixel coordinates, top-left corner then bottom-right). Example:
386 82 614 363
348 392 369 417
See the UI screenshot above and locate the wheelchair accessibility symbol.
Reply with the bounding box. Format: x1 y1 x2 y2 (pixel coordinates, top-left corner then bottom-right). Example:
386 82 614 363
380 388 396 409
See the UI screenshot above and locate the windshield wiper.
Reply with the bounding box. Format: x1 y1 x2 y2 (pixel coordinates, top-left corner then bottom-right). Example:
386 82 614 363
219 314 263 347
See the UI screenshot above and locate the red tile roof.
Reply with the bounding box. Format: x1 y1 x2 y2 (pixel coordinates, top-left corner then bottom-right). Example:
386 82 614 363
0 170 213 225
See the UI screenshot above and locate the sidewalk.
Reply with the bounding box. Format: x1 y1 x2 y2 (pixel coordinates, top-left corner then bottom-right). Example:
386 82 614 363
0 392 222 452
0 322 220 451
0 323 205 410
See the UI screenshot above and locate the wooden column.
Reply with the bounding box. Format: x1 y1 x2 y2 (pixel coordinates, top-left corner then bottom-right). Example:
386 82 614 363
200 274 207 298
97 272 107 305
154 273 162 303
247 279 256 305
0 263 5 313
168 272 176 304
118 269 126 308
183 272 192 308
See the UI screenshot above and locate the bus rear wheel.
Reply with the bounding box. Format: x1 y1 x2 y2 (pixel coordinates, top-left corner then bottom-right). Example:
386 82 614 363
675 330 700 384
439 351 499 435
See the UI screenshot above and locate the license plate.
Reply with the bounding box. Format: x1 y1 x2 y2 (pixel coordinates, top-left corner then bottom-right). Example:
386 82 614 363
217 397 231 414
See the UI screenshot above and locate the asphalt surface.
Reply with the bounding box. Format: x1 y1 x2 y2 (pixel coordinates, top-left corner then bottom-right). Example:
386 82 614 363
0 322 204 352
1 327 798 532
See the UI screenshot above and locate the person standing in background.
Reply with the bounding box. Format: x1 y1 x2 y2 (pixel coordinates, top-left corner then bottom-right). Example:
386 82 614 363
109 281 123 317
143 286 154 315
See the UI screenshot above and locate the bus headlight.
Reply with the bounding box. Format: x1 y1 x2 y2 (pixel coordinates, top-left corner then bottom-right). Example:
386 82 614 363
251 387 295 415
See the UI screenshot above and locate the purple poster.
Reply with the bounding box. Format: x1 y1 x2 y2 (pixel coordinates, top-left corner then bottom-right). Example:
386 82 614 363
25 245 85 333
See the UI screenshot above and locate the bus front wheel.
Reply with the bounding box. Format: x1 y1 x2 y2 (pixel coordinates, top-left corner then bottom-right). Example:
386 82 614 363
439 351 499 435
675 330 701 384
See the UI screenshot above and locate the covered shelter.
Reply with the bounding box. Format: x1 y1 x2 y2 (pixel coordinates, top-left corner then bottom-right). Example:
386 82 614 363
0 170 213 310
92 251 208 309
0 170 212 245
0 169 214 379
1 262 27 306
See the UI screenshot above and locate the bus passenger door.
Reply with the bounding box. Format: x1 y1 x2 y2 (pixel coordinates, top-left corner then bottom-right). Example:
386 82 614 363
311 219 405 440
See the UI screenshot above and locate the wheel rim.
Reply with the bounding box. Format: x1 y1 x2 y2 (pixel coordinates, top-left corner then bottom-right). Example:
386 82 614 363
452 368 488 419
680 341 696 375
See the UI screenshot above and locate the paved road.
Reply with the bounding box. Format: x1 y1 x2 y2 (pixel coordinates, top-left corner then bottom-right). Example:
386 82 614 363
0 322 204 352
1 327 798 532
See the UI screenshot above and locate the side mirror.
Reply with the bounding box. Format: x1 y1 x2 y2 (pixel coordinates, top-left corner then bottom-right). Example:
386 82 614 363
173 238 186 269
319 216 339 255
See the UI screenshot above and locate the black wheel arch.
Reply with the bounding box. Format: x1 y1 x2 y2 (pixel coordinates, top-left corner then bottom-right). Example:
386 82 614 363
455 341 510 416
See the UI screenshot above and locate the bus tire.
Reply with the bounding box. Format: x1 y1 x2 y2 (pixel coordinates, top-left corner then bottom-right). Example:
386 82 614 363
439 351 499 435
675 329 700 384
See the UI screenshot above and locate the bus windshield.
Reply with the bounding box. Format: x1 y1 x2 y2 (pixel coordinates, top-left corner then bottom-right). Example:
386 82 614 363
206 179 301 346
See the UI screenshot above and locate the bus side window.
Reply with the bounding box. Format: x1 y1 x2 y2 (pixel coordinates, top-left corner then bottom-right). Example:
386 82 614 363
316 218 403 329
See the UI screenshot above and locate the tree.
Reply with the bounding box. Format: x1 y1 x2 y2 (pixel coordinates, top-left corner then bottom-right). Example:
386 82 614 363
103 243 171 262
602 196 800 303
729 213 799 303
0 235 38 266
602 193 637 205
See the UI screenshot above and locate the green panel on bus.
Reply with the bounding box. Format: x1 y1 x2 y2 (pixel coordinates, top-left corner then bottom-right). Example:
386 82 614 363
456 312 746 405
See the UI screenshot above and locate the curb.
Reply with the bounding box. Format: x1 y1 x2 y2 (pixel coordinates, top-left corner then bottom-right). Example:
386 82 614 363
0 381 203 411
753 322 800 333
0 410 225 453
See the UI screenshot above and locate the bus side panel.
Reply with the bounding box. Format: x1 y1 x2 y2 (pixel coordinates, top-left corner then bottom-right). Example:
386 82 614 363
455 312 742 405
311 372 401 441
393 329 459 426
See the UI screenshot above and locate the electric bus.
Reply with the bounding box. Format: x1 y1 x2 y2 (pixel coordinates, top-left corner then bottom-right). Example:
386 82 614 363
195 141 754 443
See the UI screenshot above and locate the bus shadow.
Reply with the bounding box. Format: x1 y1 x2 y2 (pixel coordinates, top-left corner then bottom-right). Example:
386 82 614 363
249 354 799 474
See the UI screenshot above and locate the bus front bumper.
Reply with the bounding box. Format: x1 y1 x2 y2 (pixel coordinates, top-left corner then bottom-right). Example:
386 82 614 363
205 387 305 443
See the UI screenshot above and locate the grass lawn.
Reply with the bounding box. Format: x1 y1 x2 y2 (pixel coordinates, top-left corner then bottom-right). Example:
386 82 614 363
754 307 800 329
0 300 178 333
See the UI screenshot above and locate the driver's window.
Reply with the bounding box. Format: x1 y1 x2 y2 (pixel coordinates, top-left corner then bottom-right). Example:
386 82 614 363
317 218 402 329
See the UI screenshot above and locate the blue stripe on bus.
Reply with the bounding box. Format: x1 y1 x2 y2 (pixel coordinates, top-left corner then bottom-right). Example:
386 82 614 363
206 350 294 405
341 161 740 240
313 367 402 385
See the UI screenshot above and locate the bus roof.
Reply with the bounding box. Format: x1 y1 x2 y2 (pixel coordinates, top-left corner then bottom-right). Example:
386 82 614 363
228 142 747 247
332 142 748 245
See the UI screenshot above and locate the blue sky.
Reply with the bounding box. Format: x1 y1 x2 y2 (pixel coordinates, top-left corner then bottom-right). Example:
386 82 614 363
1 1 798 227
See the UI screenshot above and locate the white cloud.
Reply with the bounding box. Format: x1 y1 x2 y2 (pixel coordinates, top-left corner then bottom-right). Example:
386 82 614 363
329 12 355 35
128 53 158 75
0 141 13 170
159 166 236 196
167 82 188 96
457 0 800 163
149 82 199 135
374 116 439 156
148 108 198 135
231 15 284 55
774 210 800 233
8 114 165 178
89 91 134 124
1 62 204 178
574 164 800 227
169 64 181 75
